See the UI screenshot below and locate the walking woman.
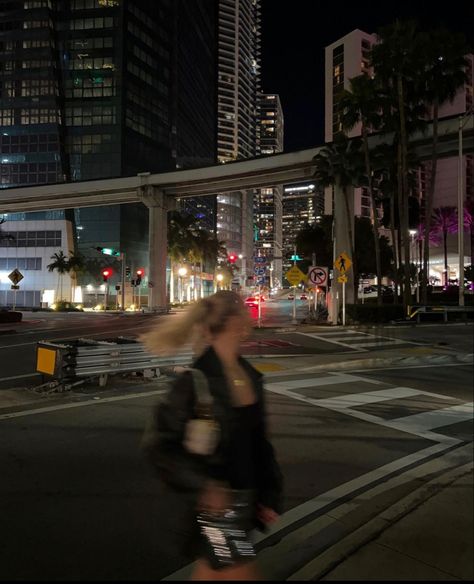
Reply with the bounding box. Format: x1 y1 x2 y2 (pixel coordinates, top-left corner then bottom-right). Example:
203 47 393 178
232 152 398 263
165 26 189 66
141 291 283 580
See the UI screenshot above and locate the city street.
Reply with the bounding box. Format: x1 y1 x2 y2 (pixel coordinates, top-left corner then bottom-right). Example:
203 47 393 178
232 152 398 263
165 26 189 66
0 354 472 580
1 298 472 389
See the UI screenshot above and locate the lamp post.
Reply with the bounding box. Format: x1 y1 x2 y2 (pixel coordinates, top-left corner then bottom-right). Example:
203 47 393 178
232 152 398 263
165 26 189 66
178 267 187 303
458 108 473 307
238 254 246 293
409 229 418 303
216 272 224 291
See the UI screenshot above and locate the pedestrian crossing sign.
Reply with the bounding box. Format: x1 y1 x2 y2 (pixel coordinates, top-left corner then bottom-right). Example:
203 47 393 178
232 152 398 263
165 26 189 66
334 252 352 274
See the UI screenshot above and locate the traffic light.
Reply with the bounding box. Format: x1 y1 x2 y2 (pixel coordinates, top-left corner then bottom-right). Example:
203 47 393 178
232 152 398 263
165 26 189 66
125 266 131 279
96 247 121 257
228 254 237 264
101 268 112 282
136 268 144 285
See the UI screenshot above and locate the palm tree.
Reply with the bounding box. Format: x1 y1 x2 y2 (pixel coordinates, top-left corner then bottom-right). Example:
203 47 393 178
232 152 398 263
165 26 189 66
370 20 425 310
313 135 364 299
168 211 198 302
431 206 458 287
67 251 85 302
339 73 384 304
418 28 469 302
47 251 69 302
464 200 474 273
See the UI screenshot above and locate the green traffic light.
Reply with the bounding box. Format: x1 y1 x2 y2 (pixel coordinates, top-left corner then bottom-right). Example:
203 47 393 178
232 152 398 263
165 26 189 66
98 247 121 257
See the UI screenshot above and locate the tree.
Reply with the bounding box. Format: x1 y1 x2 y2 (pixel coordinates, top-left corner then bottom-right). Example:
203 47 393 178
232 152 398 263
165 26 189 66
418 28 469 302
431 206 458 287
67 250 85 302
464 200 474 272
168 211 198 302
370 20 425 311
47 251 69 301
295 216 333 268
313 135 364 299
339 73 385 304
355 217 393 285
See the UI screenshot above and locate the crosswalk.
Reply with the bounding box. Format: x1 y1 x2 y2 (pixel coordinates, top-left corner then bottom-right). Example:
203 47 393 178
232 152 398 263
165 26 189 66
296 329 420 352
265 371 473 446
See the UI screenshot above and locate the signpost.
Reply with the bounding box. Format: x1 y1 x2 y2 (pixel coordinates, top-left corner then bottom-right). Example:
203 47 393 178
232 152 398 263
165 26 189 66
308 266 328 316
8 269 24 311
334 253 351 325
285 265 305 324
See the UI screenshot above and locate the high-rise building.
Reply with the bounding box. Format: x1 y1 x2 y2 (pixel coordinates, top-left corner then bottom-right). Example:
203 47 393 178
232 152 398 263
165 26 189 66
254 93 283 286
282 183 324 273
324 29 473 284
216 0 261 274
324 29 376 221
0 0 217 305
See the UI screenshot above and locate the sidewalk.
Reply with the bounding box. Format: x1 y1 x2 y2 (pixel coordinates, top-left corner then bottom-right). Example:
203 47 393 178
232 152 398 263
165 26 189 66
289 463 474 581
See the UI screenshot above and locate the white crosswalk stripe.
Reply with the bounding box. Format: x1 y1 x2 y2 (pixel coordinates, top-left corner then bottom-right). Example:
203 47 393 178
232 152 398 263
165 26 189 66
297 329 420 352
266 372 473 446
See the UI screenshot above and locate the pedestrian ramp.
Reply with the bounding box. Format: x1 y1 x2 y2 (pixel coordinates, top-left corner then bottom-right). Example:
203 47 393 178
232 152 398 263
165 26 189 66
296 329 419 352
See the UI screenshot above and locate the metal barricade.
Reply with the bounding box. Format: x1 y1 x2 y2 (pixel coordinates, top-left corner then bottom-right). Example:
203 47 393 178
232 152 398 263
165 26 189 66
36 337 193 381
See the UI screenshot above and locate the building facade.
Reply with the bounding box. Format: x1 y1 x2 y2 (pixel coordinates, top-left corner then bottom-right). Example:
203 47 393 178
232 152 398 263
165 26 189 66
216 0 261 278
0 0 217 305
282 183 324 274
254 93 284 287
324 29 473 284
0 211 75 307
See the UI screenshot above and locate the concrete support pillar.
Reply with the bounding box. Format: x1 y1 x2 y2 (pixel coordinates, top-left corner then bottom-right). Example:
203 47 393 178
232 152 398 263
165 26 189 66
330 183 355 323
138 184 175 312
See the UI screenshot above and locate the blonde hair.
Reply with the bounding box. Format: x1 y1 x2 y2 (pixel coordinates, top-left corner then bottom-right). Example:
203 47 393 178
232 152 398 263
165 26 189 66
140 291 246 356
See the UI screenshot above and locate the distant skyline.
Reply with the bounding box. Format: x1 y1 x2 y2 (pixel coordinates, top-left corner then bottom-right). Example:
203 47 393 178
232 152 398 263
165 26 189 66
260 1 474 152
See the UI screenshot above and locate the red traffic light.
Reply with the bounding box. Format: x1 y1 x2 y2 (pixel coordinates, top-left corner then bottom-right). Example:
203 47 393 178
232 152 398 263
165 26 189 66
136 268 145 276
228 254 237 264
101 268 112 280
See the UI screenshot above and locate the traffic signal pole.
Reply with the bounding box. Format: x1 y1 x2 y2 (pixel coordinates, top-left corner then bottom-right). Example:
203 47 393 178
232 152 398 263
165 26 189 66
120 252 126 311
292 245 297 325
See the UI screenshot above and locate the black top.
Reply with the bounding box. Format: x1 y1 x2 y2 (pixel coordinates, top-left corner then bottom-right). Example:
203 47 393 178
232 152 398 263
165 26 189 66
226 403 260 490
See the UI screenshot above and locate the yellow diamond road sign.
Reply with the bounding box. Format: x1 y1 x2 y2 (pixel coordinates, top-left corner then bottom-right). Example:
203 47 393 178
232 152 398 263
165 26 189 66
334 252 352 274
338 274 348 284
285 266 305 286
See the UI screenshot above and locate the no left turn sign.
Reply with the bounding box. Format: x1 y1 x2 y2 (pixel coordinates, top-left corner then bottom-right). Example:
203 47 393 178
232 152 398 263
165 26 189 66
308 266 328 287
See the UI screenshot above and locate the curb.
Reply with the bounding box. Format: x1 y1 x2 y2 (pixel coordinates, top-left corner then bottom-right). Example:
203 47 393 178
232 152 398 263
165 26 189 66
298 352 474 372
287 459 474 581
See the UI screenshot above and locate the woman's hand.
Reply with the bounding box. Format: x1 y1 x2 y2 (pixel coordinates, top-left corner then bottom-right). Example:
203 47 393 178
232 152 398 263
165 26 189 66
257 504 279 525
197 481 231 514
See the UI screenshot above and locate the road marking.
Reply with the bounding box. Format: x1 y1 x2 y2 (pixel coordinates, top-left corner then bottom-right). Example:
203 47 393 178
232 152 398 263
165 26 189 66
297 333 367 352
388 402 474 432
0 324 141 349
268 372 382 391
0 388 167 421
354 340 406 348
0 373 41 382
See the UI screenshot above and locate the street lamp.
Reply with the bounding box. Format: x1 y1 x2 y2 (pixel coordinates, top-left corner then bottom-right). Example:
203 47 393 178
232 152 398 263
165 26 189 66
216 272 224 290
178 267 187 303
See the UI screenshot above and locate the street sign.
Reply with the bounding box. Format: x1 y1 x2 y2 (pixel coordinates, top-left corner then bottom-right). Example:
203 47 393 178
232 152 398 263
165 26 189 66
8 268 24 285
308 266 328 287
334 252 352 274
285 265 305 286
254 267 265 276
256 276 265 285
254 256 266 264
11 284 20 290
338 274 348 283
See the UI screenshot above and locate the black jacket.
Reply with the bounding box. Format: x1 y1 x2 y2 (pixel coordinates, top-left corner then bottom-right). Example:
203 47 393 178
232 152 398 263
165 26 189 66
143 345 283 515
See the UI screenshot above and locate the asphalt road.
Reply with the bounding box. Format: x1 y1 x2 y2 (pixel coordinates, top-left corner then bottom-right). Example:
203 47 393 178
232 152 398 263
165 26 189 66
0 362 472 580
0 305 472 388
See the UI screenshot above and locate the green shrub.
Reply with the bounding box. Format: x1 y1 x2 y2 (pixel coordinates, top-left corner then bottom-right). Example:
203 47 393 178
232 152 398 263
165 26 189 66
346 304 405 323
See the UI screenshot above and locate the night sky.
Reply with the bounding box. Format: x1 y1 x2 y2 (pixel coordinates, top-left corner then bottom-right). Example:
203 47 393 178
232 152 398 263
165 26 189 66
260 0 474 152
